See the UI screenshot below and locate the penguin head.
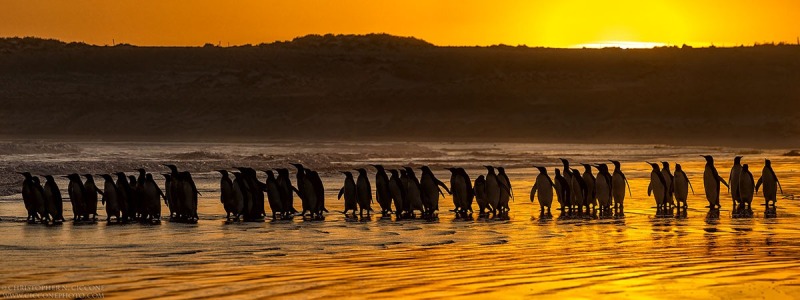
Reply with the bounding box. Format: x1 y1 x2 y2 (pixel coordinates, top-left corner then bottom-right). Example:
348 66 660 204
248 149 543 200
162 164 178 172
136 168 146 174
216 170 229 176
32 177 40 184
161 173 171 179
420 165 432 172
484 165 494 172
100 174 113 181
646 162 660 171
340 171 352 177
44 175 55 181
765 159 771 166
82 174 94 180
580 163 591 172
661 161 670 169
700 155 714 163
389 169 399 176
145 173 154 180
370 164 384 172
742 164 749 171
675 164 683 171
554 168 561 175
593 164 608 172
609 160 621 169
445 167 457 173
403 166 414 173
497 167 506 173
354 168 367 174
16 171 32 178
290 163 305 170
734 156 743 164
264 170 275 177
559 158 570 167
232 171 241 178
533 165 547 173
571 169 582 177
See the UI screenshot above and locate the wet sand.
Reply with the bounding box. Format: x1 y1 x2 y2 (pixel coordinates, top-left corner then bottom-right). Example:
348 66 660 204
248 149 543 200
1 141 799 299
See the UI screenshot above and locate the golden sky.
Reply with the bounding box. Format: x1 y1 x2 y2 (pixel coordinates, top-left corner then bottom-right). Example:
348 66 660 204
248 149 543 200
2 0 799 48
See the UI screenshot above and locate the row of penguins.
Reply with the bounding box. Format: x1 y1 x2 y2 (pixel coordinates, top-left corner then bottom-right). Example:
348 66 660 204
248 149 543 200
14 156 784 224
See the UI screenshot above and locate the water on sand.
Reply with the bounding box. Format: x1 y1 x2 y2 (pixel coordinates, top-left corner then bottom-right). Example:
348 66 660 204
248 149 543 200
1 142 799 299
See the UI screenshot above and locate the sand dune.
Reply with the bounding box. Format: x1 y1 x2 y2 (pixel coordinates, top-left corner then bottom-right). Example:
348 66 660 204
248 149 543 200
1 35 799 147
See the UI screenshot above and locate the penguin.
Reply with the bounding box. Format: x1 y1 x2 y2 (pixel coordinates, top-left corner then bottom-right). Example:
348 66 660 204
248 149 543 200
355 168 373 216
264 170 284 219
136 168 148 219
553 169 571 212
729 156 743 210
114 172 134 222
420 166 450 217
403 167 424 217
592 164 613 212
660 162 675 208
308 170 326 218
291 164 315 217
646 162 668 212
738 164 755 211
701 155 729 209
609 160 631 212
276 168 299 216
31 177 49 223
673 163 694 209
473 175 488 215
178 171 200 222
217 170 238 221
484 166 501 216
338 171 358 215
63 174 87 222
559 158 573 188
82 174 102 221
142 173 164 221
756 159 782 208
17 172 41 223
43 175 65 223
496 167 513 214
98 174 121 222
530 166 554 214
371 165 393 216
458 168 474 214
163 165 181 219
231 171 248 221
569 169 587 214
236 167 265 221
388 169 406 217
127 174 140 219
580 164 597 211
447 168 467 214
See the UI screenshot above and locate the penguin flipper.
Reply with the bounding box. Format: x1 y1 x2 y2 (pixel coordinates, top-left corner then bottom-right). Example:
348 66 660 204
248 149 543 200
755 177 763 192
530 183 537 203
647 182 653 196
338 187 344 200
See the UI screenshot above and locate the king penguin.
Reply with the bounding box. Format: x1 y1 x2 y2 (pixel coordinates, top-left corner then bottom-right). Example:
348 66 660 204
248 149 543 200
142 173 164 221
403 167 424 217
496 167 512 214
646 162 668 212
593 164 613 213
31 177 48 223
569 169 587 215
82 174 102 221
484 166 502 216
309 170 327 218
756 159 782 208
114 172 132 222
458 168 474 214
738 164 755 211
729 156 743 210
580 164 597 212
388 169 406 218
355 168 373 216
553 169 570 212
264 170 284 219
98 174 121 222
473 175 488 216
660 162 675 208
17 172 41 223
338 171 358 215
673 163 694 209
371 165 393 216
64 173 87 222
530 166 554 215
609 160 631 212
701 155 729 209
276 168 299 216
420 166 450 217
217 170 238 221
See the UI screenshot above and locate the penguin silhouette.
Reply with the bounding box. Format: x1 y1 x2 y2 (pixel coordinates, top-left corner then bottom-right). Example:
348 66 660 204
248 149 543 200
115 172 134 222
160 173 174 217
355 168 373 216
738 164 755 211
646 162 668 212
673 164 694 209
473 175 488 216
371 165 393 216
403 167 424 217
163 165 181 219
82 174 102 221
217 170 237 220
308 170 326 218
127 174 140 220
553 169 571 213
496 167 512 214
592 164 613 213
580 164 597 212
338 171 358 215
729 156 743 210
388 169 407 218
64 174 87 222
98 174 121 222
276 168 299 217
420 166 450 218
31 177 49 223
447 168 467 214
42 175 66 223
264 170 284 219
136 169 148 220
756 159 782 208
231 171 248 221
292 164 316 218
458 168 474 214
530 166 554 215
484 166 502 216
142 173 164 221
569 169 587 215
178 171 200 222
609 160 631 212
235 167 266 221
701 155 729 209
559 158 573 189
17 172 41 223
661 162 675 208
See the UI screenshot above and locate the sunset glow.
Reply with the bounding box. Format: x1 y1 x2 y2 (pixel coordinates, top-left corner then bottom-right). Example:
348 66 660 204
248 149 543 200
1 0 799 47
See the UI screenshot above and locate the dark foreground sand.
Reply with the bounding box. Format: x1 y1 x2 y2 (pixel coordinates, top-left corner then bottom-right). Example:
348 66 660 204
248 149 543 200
1 35 799 147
